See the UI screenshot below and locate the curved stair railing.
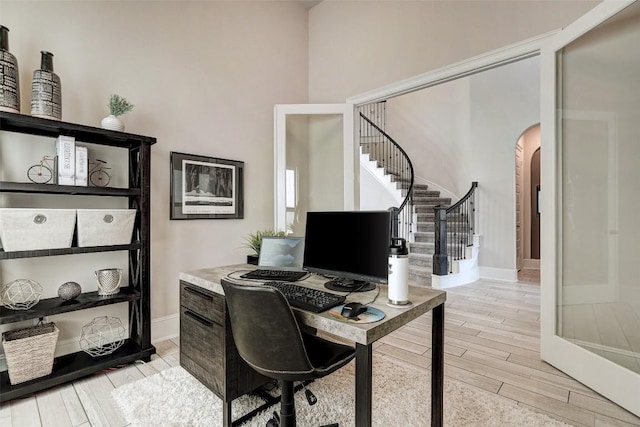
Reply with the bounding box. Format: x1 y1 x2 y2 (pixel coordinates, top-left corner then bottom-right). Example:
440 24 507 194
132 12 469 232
358 110 414 241
433 182 478 275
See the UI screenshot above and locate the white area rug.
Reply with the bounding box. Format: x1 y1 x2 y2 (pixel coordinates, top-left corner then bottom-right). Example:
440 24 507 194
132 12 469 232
112 356 569 426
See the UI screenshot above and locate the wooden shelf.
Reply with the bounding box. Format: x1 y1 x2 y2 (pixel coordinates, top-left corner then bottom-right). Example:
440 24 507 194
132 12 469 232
0 110 155 402
0 287 141 324
0 181 140 196
0 111 156 148
0 340 155 403
0 242 142 260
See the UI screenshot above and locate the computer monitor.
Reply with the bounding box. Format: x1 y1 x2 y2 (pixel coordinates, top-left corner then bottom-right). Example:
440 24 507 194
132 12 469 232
302 210 391 292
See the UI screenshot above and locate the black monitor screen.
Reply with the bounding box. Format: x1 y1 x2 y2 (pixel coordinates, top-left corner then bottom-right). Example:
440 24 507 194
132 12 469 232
303 210 391 285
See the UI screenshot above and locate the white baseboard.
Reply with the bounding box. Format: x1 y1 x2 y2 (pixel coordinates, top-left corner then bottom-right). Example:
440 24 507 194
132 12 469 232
151 313 180 344
432 245 479 289
479 266 518 283
432 267 479 289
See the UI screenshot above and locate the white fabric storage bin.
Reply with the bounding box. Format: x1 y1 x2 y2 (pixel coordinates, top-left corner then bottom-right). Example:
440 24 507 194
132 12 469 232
0 209 76 252
77 209 136 247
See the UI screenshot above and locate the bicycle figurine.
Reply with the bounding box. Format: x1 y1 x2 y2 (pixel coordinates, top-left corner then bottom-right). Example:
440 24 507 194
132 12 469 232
27 155 56 184
89 159 111 187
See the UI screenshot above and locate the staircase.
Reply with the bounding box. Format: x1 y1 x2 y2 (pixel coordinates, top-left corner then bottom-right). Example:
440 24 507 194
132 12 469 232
408 184 451 286
358 102 478 288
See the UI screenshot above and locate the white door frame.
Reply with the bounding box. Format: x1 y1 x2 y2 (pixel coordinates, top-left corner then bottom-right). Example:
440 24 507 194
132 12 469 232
540 0 638 416
273 104 355 231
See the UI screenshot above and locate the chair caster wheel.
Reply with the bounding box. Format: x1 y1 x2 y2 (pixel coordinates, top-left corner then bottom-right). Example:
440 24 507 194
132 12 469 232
266 411 280 427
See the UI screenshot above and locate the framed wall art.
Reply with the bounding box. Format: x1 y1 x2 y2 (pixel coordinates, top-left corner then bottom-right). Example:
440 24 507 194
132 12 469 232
170 151 244 220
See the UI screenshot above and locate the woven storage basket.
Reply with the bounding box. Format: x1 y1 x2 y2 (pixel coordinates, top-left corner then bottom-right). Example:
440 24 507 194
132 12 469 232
2 322 59 385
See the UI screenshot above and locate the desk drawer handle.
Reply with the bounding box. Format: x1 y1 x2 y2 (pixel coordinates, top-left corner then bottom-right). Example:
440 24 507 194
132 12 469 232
184 286 213 301
184 309 214 327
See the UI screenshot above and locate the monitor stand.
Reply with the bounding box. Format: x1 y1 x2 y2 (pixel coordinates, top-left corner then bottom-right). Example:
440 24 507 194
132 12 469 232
324 278 376 293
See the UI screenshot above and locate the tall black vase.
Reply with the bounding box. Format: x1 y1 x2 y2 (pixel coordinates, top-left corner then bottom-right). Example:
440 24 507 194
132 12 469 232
0 25 20 113
31 50 61 120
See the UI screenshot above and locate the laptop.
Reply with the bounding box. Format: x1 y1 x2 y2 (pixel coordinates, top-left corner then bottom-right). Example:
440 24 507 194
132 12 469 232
240 237 308 282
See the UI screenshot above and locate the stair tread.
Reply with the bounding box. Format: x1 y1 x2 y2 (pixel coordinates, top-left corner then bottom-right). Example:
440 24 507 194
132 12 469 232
409 242 435 250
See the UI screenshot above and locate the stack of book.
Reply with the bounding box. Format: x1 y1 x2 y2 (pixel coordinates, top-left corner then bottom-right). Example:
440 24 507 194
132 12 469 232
55 135 88 186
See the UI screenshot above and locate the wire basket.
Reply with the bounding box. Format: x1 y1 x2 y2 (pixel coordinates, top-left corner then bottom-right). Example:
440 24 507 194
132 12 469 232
2 322 59 385
79 316 125 357
0 279 43 310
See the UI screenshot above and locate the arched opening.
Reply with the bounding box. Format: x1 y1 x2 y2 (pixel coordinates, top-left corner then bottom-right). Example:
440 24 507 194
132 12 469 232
515 124 540 282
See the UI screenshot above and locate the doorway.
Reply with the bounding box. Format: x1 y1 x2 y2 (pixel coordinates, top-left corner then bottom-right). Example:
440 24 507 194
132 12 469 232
516 124 540 283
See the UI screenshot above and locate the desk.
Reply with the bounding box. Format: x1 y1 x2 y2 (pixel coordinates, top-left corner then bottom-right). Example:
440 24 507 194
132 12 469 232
179 264 446 426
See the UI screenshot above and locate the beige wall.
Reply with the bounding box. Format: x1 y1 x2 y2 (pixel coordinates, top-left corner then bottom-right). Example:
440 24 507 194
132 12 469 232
1 1 309 343
308 0 599 103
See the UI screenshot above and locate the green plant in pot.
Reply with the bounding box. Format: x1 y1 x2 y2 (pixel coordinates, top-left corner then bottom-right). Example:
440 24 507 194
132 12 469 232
101 94 134 132
244 229 286 265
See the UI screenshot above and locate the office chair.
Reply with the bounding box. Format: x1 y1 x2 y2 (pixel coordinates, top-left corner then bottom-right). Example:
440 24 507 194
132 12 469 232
221 279 356 427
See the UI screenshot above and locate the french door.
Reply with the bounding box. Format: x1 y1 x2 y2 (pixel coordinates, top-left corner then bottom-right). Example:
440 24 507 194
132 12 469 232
540 0 640 416
273 104 355 234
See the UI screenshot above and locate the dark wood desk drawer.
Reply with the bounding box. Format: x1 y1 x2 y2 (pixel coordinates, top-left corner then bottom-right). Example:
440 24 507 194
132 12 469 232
180 281 224 324
180 307 223 366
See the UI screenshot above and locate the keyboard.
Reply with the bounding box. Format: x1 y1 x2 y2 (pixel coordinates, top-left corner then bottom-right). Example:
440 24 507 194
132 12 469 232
241 269 308 282
263 281 346 313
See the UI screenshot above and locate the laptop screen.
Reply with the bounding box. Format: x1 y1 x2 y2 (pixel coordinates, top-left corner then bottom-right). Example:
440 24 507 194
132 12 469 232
258 237 305 271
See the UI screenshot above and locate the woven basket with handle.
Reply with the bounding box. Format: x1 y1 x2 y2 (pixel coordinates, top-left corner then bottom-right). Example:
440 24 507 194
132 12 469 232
2 322 59 385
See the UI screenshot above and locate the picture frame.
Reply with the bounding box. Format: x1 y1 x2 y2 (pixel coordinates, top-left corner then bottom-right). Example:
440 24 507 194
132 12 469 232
170 151 244 220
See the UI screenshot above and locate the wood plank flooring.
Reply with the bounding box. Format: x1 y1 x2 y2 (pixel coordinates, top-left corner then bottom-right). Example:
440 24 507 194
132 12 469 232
1 274 639 426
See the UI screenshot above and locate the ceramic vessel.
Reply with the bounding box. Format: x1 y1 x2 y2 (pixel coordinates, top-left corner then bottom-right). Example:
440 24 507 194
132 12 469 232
31 51 61 120
101 114 125 132
0 25 20 113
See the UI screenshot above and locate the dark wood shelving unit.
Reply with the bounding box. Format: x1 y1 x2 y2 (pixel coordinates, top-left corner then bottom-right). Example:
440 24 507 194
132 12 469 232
0 111 156 403
0 287 141 324
0 242 142 260
0 181 141 197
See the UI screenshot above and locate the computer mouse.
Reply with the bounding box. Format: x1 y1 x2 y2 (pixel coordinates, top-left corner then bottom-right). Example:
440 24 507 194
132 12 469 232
341 302 368 319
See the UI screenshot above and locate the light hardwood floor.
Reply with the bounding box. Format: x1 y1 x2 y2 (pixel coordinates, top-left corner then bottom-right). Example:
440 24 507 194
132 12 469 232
1 274 639 426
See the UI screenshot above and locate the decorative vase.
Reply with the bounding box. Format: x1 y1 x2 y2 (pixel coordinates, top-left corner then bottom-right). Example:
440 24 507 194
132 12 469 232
101 114 125 132
0 25 20 113
31 51 61 120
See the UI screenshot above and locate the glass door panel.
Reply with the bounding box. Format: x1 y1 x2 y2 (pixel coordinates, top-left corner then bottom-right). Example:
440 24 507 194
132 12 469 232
558 0 640 374
541 0 640 416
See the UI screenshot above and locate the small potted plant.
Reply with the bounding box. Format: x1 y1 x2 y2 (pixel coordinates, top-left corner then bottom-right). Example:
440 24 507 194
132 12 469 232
243 229 287 265
101 94 134 132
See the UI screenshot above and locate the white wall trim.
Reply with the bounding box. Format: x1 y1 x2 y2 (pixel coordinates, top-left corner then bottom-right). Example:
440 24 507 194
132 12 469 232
432 255 479 290
151 313 180 344
346 30 558 106
479 266 518 283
